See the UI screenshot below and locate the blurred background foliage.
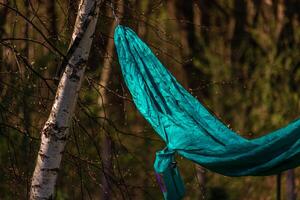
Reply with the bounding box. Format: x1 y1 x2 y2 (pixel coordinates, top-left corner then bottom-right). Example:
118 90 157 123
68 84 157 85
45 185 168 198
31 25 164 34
0 0 300 199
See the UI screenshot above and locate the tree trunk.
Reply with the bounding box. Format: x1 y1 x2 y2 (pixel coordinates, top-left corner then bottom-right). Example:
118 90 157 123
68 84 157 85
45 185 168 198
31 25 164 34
196 165 206 200
277 173 281 200
0 0 8 97
195 0 213 45
170 1 207 198
30 0 100 199
231 0 247 65
98 1 123 199
98 32 113 197
0 0 8 39
286 169 296 200
45 0 58 40
22 1 32 197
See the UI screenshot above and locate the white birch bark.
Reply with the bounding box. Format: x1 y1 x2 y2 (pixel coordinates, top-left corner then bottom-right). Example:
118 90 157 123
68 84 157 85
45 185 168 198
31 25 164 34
30 0 100 199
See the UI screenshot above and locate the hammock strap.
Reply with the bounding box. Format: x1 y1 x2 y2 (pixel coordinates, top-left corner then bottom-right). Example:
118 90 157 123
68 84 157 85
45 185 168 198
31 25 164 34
154 148 186 200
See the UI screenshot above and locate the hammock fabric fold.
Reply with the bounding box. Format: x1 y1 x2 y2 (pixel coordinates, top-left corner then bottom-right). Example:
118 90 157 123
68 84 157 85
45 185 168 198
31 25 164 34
114 25 300 199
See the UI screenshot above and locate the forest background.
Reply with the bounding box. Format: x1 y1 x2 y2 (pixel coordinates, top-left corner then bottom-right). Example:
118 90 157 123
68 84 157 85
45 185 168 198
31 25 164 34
0 0 300 199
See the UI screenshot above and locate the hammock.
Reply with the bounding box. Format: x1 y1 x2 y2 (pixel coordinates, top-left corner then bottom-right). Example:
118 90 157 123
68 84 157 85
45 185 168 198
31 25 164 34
114 25 300 199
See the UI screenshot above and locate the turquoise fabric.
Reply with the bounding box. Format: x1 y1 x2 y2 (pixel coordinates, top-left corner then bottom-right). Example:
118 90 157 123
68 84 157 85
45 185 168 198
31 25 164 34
154 148 185 200
114 25 300 198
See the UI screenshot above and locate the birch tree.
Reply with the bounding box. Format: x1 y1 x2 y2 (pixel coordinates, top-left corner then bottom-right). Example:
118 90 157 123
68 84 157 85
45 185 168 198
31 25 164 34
30 0 100 199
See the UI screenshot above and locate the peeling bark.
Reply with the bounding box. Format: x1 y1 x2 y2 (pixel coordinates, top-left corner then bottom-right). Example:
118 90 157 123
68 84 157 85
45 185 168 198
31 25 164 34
30 0 100 199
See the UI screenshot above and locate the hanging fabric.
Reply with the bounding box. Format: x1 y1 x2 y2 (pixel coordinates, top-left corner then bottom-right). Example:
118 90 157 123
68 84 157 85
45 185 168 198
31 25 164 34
114 25 300 200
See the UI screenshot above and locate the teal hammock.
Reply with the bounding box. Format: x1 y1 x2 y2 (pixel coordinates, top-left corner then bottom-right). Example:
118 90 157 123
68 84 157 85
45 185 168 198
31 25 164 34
114 25 300 199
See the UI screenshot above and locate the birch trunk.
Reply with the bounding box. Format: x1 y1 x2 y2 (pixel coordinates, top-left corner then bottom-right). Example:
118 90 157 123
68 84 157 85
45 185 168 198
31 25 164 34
30 0 100 199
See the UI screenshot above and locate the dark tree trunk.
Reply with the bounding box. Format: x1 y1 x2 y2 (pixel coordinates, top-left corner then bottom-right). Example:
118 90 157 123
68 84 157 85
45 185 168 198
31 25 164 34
22 1 32 198
99 1 125 199
0 0 8 38
286 169 296 200
196 165 206 200
277 0 299 49
277 173 281 200
46 0 58 40
231 0 247 65
173 0 206 92
195 0 213 45
0 0 9 98
170 1 207 198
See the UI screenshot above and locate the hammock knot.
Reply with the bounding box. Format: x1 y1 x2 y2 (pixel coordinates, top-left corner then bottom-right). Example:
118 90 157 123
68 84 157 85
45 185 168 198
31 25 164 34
154 147 176 173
